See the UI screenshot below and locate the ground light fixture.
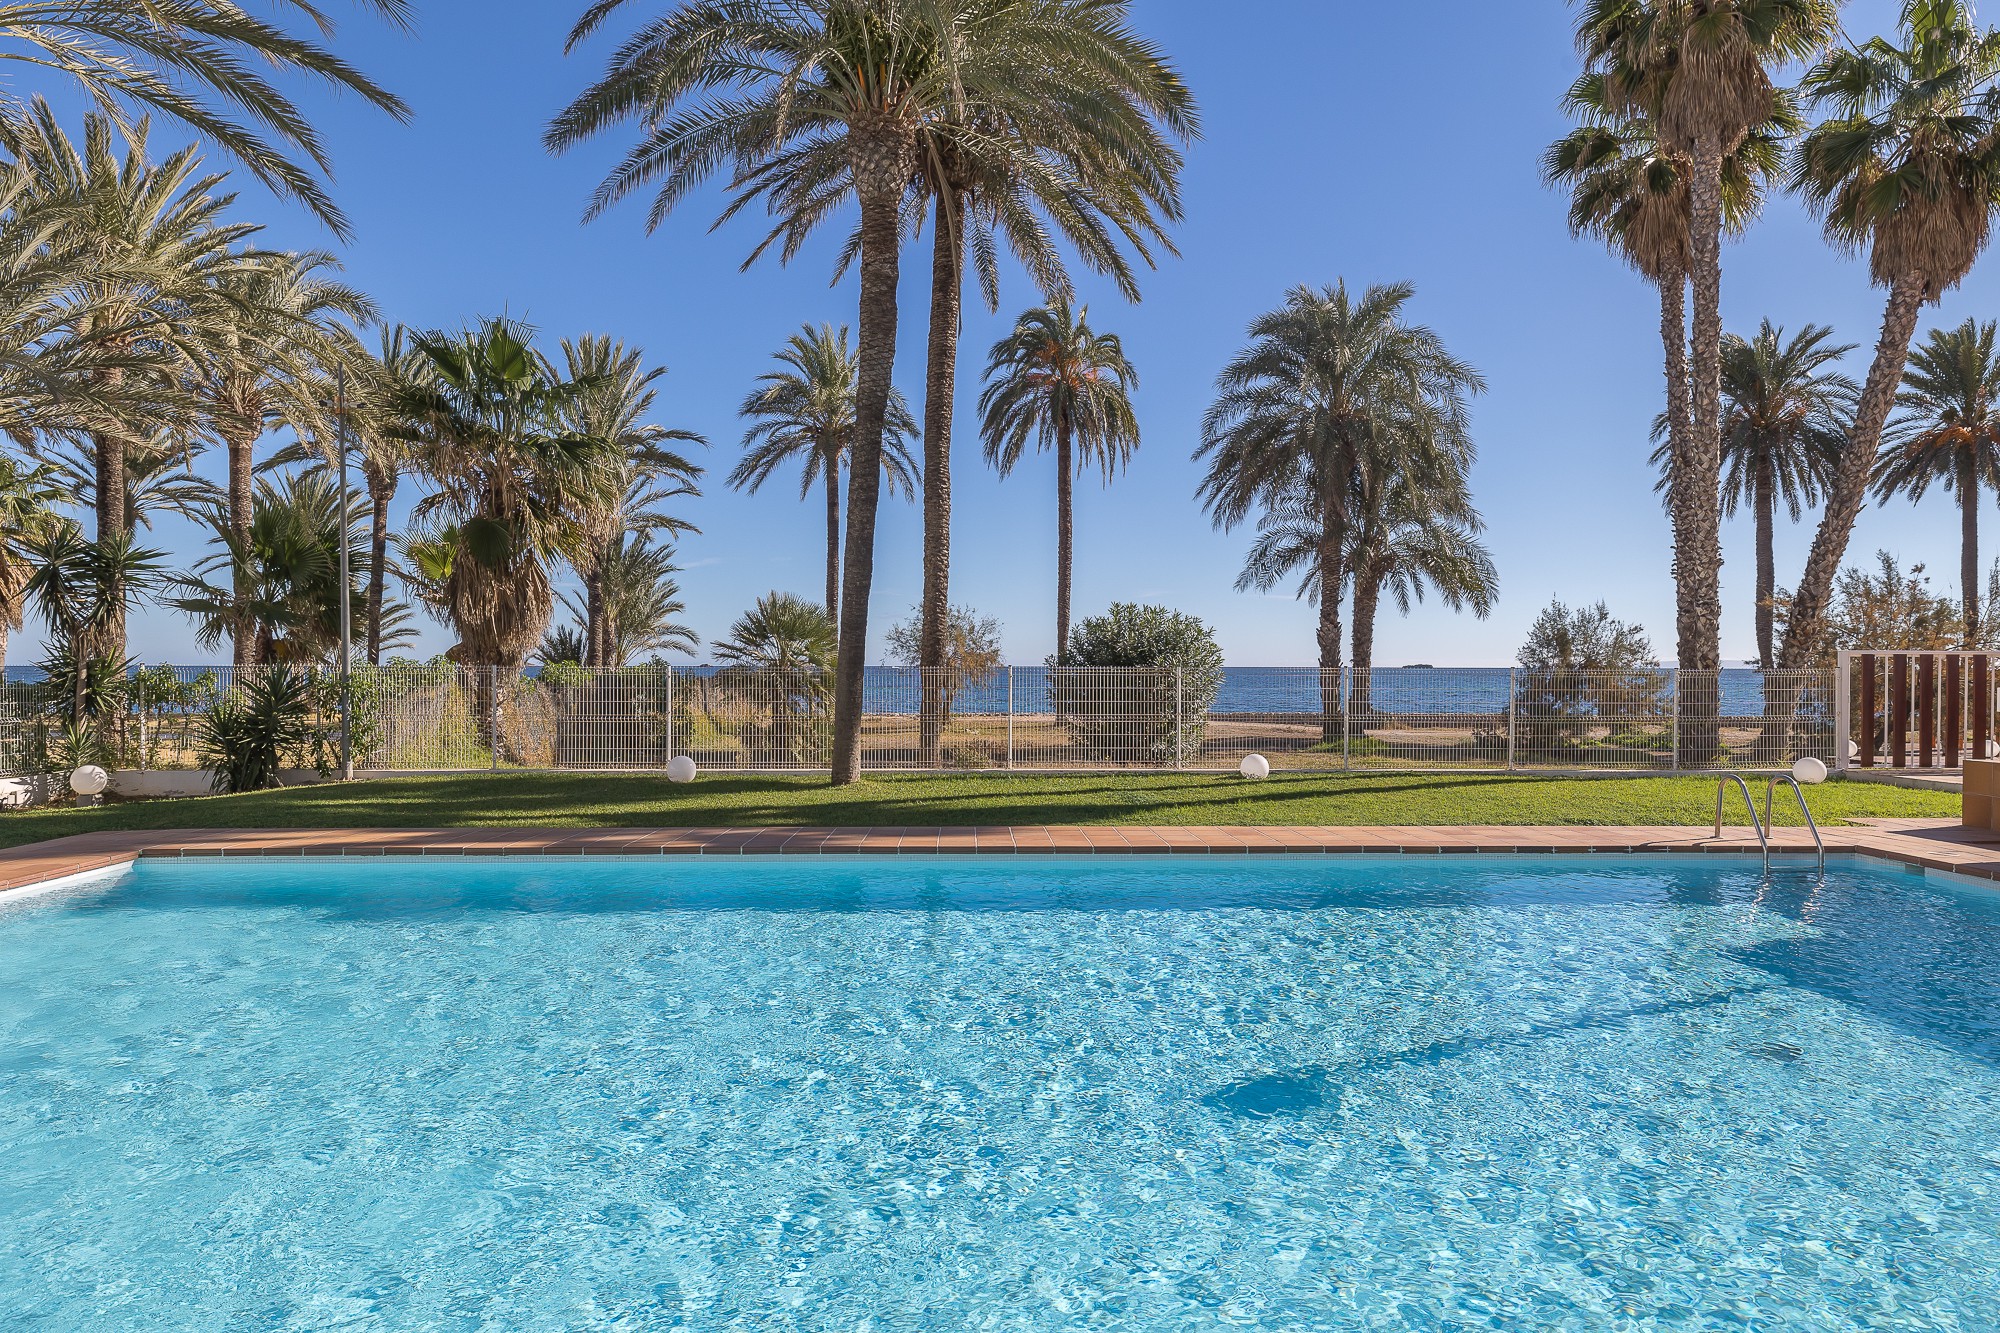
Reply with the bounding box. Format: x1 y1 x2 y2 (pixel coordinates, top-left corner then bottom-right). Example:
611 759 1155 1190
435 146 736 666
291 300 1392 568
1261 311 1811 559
69 765 108 804
1239 753 1271 780
1793 757 1829 785
666 755 698 784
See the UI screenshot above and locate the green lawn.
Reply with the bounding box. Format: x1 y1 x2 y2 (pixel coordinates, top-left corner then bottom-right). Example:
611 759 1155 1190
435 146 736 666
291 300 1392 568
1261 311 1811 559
0 771 1959 850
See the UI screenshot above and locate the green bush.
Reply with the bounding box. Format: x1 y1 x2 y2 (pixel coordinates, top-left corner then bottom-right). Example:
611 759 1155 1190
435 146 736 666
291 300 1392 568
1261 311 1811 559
197 668 326 793
1050 603 1225 764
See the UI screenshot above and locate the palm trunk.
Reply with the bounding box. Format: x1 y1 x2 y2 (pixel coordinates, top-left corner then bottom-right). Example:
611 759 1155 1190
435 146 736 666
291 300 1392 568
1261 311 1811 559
1963 449 1981 645
91 426 127 670
918 187 964 766
226 421 257 669
1679 137 1728 766
829 125 914 786
1754 456 1776 670
364 464 393 666
824 452 842 621
584 567 606 667
1780 272 1929 668
1350 563 1382 718
1658 266 1695 668
1056 421 1074 661
1316 489 1345 744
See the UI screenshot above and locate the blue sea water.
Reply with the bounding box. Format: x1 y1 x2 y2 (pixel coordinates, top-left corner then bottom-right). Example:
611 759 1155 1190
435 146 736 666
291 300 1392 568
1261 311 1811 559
3 854 1997 1330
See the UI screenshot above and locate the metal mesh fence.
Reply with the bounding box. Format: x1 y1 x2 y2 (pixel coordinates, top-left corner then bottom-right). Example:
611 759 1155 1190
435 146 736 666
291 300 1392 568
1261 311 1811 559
0 663 1838 778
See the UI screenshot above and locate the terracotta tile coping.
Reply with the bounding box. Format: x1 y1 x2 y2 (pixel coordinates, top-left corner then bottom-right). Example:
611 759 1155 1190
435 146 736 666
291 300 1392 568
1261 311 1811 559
5 820 2000 895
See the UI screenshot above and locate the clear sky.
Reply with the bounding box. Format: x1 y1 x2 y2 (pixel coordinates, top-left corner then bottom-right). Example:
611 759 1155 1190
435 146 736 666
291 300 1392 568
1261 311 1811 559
28 0 1988 669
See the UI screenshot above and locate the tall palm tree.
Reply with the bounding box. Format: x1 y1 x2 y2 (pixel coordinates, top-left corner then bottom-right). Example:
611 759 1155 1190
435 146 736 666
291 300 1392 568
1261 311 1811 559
557 532 698 665
0 452 61 672
1543 72 1793 663
395 318 618 674
1576 0 1838 681
548 0 1186 783
731 323 917 619
560 335 705 668
1647 322 1852 667
1875 318 2000 644
978 300 1139 660
1196 281 1482 738
198 249 375 666
0 0 411 236
1782 0 2000 667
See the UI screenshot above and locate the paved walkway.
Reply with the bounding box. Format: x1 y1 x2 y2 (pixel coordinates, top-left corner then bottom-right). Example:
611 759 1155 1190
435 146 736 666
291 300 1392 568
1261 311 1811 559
4 819 1999 894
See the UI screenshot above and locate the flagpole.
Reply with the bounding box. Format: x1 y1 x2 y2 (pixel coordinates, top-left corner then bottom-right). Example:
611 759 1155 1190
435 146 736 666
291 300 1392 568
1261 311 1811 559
336 366 354 781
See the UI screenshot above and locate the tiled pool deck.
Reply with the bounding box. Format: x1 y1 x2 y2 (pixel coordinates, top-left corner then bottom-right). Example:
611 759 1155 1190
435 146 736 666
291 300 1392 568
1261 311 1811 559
3 819 1997 893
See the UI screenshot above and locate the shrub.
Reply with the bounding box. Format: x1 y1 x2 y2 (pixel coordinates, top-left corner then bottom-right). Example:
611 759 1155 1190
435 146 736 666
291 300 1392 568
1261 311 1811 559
1051 603 1224 764
1513 600 1667 751
197 668 325 793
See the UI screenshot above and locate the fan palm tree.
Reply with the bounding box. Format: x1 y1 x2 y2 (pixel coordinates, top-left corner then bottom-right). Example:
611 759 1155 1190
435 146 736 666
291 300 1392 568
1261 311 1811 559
560 335 705 667
0 0 411 237
1646 322 1853 667
548 0 1188 783
731 323 917 619
1197 281 1482 738
1781 0 2000 666
1542 72 1794 663
556 532 698 665
1575 0 1838 678
978 300 1139 660
197 249 375 666
1875 319 2000 644
0 452 61 672
395 318 619 674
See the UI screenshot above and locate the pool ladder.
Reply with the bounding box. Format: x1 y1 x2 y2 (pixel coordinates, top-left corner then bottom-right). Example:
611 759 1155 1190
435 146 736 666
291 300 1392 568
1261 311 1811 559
1713 772 1825 875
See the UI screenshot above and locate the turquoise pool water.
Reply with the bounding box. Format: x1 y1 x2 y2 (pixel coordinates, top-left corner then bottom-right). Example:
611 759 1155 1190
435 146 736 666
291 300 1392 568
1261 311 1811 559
3 855 1999 1330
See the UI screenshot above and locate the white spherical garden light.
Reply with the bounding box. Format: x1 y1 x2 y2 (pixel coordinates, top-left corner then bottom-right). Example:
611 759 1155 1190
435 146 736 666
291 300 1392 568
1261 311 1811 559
1239 753 1271 781
69 765 109 801
665 755 698 785
1792 756 1829 786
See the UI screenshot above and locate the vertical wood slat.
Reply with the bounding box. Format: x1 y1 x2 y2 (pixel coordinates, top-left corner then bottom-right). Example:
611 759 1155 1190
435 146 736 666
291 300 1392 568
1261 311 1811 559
1891 653 1910 768
1946 654 1963 768
1860 653 1878 768
1977 655 1993 762
1918 653 1937 767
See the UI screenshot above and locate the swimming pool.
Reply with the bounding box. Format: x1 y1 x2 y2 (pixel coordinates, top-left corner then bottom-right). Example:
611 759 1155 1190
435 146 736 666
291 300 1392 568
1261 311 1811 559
3 854 1997 1329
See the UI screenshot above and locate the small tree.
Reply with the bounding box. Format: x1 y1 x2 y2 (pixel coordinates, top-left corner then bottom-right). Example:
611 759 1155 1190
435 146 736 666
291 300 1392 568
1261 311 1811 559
1052 603 1224 765
1514 600 1668 755
713 593 836 766
887 604 1000 724
1774 551 1971 662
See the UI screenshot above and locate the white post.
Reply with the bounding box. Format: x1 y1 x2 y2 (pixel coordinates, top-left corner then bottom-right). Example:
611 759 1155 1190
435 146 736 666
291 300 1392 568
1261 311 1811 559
1507 667 1517 770
1834 649 1852 774
664 664 675 765
1173 667 1184 771
1341 666 1351 772
1006 667 1015 770
336 367 354 781
489 666 500 771
1670 669 1681 774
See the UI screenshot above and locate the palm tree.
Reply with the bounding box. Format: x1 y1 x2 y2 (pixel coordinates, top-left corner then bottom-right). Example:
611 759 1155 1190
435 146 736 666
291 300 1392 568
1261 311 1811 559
0 453 62 672
978 300 1140 660
731 324 916 619
1875 319 2000 644
22 519 166 728
1542 73 1793 663
1576 0 1838 678
0 0 411 236
548 0 1184 783
560 335 705 667
1647 322 1853 667
395 318 618 674
1196 281 1482 738
557 532 698 665
197 250 375 666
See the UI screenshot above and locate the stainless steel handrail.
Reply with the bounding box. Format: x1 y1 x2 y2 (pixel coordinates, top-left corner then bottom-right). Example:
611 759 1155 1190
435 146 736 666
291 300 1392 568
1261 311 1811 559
1764 774 1826 876
1714 773 1770 869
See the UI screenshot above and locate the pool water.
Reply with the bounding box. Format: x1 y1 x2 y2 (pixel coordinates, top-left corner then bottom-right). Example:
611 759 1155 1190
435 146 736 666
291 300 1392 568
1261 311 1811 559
4 855 1999 1330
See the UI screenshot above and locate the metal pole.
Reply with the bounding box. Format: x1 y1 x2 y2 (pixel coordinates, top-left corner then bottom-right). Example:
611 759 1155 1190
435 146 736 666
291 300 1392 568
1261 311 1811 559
1834 649 1852 773
1006 667 1015 769
1173 667 1184 771
1507 667 1517 770
1341 666 1351 772
1669 668 1680 774
335 367 354 781
490 666 500 771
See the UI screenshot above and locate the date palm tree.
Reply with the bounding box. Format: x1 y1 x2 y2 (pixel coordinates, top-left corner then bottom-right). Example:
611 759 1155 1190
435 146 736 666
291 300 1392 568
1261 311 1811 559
557 531 698 665
0 0 411 236
1543 71 1792 663
548 0 1190 783
1197 281 1482 738
0 452 61 672
731 323 916 620
1781 0 2000 667
1576 0 1838 682
979 299 1139 660
1875 318 2000 644
560 335 705 668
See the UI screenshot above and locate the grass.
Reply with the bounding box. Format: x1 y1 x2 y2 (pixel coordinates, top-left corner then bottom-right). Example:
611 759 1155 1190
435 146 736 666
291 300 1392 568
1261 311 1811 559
0 770 1960 851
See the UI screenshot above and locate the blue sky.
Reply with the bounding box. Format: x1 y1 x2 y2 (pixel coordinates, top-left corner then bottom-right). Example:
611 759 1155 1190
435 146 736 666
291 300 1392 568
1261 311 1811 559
28 0 1989 668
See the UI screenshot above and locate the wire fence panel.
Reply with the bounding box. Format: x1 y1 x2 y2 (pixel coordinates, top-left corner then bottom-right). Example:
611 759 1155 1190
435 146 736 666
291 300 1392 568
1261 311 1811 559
0 662 1841 779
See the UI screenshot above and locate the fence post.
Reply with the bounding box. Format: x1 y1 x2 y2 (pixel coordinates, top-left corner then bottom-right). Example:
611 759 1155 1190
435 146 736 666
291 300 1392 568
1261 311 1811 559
137 675 149 772
1507 667 1517 770
489 666 500 771
1341 666 1351 772
1670 669 1681 773
1006 667 1015 770
1834 650 1852 773
1173 667 1184 771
